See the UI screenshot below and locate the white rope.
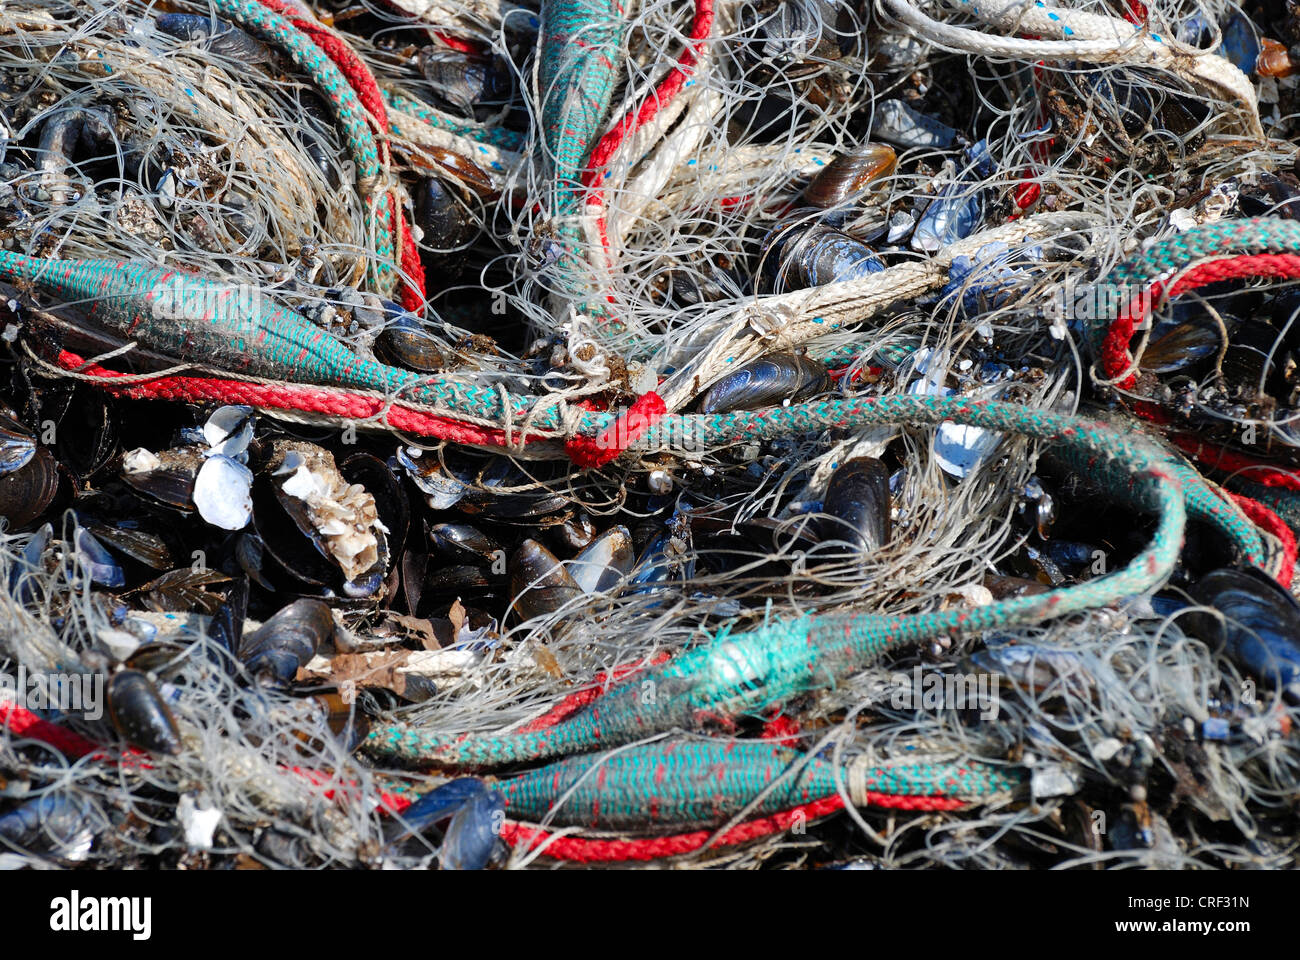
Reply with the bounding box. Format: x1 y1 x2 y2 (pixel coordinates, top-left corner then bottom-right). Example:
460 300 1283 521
878 0 1264 140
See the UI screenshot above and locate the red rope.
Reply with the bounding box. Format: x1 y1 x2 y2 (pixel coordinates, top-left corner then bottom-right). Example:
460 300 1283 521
53 349 525 446
500 792 965 863
256 0 426 311
516 651 673 733
1100 252 1300 575
1168 432 1300 491
1229 493 1298 586
564 390 666 468
576 0 715 303
1101 253 1300 389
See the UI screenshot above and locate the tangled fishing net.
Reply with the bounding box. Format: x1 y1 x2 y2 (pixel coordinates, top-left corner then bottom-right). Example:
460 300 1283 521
0 0 1297 870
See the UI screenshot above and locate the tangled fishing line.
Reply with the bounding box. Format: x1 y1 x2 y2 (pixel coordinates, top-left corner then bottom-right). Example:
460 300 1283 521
0 0 1297 871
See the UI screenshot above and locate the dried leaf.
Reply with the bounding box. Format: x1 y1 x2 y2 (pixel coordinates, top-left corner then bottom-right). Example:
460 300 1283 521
387 612 439 649
131 568 232 615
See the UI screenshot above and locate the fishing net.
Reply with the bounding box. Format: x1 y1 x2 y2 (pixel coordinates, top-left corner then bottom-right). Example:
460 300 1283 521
0 0 1297 870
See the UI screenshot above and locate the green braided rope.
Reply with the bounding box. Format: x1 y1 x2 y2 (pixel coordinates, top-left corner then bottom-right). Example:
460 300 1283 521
539 0 627 320
365 400 1190 766
207 0 397 294
497 740 1021 828
383 90 526 151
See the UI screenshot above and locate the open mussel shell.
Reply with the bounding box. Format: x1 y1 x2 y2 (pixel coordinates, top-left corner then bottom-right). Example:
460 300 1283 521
267 442 391 598
239 598 333 687
802 144 896 209
570 525 634 594
0 446 62 530
510 539 583 619
79 517 175 570
107 669 182 755
1189 567 1300 700
341 452 409 562
54 387 118 480
251 478 338 588
759 222 884 293
696 352 831 414
121 446 203 512
817 457 892 553
0 404 35 476
397 446 471 510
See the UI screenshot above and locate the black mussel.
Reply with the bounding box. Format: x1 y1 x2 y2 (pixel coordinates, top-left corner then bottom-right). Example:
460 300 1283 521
52 387 117 481
427 564 497 591
818 457 891 552
251 479 336 588
121 446 203 512
1219 320 1285 396
802 144 896 210
341 451 410 563
0 405 35 476
759 222 885 293
1238 173 1300 221
984 573 1049 599
418 49 515 119
741 0 856 72
375 311 448 373
1189 567 1300 701
1141 314 1232 375
510 539 582 619
36 107 115 205
239 598 333 686
107 669 182 755
0 446 60 530
460 457 569 518
625 526 696 594
294 89 343 190
206 577 247 664
697 352 831 414
548 513 597 553
0 794 98 857
664 261 748 307
154 13 274 64
397 447 471 510
429 523 504 566
570 525 634 594
415 178 479 252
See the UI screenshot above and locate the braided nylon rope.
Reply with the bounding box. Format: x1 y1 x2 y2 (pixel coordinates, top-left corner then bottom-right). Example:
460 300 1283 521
881 0 1263 138
208 0 399 293
1093 219 1300 375
496 740 1020 828
3 253 1267 562
539 0 628 317
383 89 527 151
365 400 1199 766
